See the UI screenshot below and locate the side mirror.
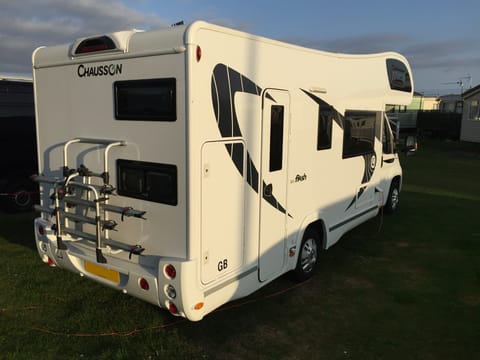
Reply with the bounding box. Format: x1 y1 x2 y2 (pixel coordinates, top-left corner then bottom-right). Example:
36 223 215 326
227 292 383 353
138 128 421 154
404 135 418 156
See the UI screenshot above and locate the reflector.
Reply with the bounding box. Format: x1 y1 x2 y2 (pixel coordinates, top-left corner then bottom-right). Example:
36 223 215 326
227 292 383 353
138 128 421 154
47 257 55 267
139 278 149 290
196 46 202 62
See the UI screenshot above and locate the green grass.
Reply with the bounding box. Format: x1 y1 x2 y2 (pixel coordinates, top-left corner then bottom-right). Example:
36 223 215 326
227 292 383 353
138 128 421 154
1 139 479 359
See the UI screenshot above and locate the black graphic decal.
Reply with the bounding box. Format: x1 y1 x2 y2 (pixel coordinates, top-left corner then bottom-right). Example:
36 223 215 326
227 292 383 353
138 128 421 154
362 152 377 184
225 142 245 176
345 151 377 211
211 64 288 216
301 89 343 128
300 90 378 212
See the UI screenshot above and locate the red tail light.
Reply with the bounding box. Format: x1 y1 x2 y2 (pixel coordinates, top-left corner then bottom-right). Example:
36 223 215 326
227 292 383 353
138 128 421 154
168 302 178 315
165 264 176 279
38 224 45 236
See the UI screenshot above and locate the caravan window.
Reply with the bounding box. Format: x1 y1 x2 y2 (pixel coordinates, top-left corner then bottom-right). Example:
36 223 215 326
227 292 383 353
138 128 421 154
117 160 177 205
342 111 376 158
269 105 285 172
114 78 176 121
382 116 395 154
386 59 412 93
317 106 333 150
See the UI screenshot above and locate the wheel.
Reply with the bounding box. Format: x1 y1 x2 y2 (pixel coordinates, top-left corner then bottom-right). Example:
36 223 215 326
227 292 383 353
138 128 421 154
5 182 35 212
384 180 400 214
294 228 319 281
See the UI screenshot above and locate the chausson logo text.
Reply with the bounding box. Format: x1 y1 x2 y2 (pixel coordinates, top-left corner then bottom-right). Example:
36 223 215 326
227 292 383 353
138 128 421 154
77 63 123 78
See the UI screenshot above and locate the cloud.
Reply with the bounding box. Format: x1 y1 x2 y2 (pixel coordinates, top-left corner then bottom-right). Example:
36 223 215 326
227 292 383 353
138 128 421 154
0 0 169 74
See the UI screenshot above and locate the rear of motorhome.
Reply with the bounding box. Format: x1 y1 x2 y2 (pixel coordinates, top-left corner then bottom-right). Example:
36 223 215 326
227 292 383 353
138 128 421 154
32 21 413 321
0 76 38 212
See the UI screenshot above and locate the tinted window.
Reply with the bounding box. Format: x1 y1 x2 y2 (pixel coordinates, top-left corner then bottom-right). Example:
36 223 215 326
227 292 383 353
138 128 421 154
343 111 377 158
117 160 177 205
269 105 284 172
382 116 395 154
115 78 176 121
386 59 412 93
317 106 333 150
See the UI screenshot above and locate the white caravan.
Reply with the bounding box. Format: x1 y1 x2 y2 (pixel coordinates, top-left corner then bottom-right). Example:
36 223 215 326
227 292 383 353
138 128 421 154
32 21 413 321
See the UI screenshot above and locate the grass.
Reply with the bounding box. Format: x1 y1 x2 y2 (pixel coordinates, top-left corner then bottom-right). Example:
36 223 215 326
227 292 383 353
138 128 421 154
1 138 479 359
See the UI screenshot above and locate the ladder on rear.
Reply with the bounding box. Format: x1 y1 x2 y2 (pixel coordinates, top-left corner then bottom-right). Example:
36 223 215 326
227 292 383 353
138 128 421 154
34 138 146 263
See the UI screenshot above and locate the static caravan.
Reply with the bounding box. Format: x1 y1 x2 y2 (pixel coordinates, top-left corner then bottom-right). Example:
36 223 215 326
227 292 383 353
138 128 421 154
32 21 413 321
0 76 38 212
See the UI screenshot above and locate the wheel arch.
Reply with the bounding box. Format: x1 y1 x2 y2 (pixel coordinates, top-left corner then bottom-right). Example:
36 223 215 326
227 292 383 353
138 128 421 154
296 215 327 250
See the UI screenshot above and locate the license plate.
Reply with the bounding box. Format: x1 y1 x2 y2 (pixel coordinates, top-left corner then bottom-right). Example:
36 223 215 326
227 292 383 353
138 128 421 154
84 261 120 284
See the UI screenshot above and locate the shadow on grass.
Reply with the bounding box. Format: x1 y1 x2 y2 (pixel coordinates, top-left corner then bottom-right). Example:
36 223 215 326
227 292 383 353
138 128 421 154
0 209 37 250
172 189 480 359
1 188 479 359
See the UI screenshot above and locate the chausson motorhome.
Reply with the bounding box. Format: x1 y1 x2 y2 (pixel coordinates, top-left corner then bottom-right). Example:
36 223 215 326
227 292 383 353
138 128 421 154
32 21 413 321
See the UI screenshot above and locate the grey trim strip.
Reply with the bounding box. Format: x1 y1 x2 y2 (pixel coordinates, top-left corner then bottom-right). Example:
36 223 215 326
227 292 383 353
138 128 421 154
329 205 378 232
34 46 187 70
204 266 258 297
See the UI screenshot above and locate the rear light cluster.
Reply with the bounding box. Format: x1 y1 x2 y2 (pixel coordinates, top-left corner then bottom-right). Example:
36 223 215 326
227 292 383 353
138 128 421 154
164 264 178 314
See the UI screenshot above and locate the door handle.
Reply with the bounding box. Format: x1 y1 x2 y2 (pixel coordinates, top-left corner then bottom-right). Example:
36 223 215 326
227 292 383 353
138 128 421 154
264 183 273 197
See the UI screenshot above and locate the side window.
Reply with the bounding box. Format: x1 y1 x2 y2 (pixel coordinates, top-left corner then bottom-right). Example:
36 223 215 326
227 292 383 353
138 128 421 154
342 111 377 159
382 116 395 154
269 105 284 172
317 106 333 150
386 59 412 93
469 100 479 120
114 78 176 121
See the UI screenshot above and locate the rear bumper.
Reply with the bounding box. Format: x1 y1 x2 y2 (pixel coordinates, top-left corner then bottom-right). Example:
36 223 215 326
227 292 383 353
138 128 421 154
33 217 206 321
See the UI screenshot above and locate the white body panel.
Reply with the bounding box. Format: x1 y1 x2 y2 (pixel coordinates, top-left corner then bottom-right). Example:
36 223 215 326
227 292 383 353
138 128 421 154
32 21 412 321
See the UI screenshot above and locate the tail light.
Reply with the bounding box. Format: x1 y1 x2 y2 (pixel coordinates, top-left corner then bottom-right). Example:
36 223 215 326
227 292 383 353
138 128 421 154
166 285 176 299
168 302 178 315
164 264 176 279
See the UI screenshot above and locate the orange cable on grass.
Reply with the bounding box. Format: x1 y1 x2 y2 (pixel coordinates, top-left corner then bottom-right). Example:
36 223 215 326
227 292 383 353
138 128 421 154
31 275 310 337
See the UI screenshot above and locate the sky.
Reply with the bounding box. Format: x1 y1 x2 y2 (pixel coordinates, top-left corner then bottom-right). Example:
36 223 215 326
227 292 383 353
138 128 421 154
1 0 479 95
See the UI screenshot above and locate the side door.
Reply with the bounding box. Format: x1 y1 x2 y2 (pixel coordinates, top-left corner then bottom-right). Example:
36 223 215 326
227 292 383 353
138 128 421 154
378 114 398 201
258 89 290 282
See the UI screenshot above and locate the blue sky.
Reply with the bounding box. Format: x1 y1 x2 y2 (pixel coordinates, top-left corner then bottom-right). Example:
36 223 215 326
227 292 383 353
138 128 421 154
1 0 479 95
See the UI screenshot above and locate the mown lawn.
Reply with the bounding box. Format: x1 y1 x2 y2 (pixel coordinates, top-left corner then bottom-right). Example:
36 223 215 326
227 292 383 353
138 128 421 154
1 139 479 359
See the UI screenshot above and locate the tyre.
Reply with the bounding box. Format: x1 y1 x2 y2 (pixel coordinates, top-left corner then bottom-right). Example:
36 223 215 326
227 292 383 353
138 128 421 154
384 180 400 214
294 228 319 281
5 182 35 212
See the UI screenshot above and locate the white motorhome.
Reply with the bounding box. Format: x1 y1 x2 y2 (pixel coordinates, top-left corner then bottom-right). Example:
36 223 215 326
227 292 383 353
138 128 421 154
32 21 413 321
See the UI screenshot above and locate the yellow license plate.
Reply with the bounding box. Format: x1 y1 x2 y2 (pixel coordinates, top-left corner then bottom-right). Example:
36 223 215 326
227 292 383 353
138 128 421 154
84 261 120 284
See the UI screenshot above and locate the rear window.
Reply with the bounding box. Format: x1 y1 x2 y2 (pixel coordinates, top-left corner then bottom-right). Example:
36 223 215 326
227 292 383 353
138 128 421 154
117 160 177 205
114 78 176 121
